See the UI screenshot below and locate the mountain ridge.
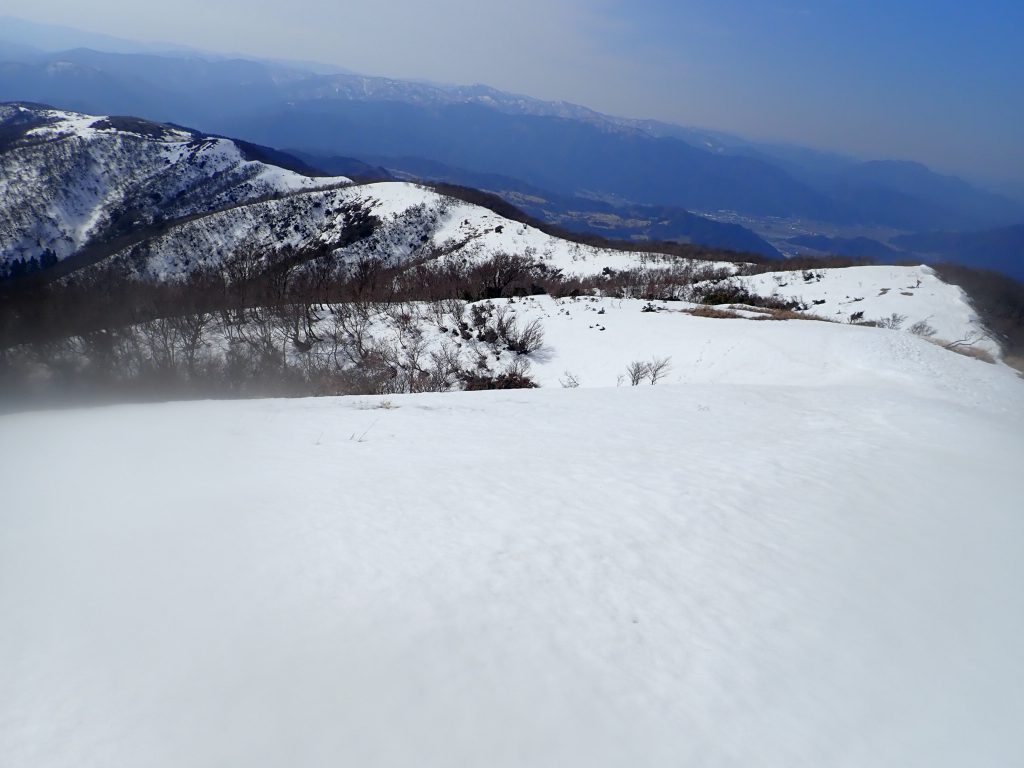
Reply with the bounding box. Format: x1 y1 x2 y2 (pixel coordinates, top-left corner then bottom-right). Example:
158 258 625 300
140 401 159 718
2 41 1019 234
0 103 351 277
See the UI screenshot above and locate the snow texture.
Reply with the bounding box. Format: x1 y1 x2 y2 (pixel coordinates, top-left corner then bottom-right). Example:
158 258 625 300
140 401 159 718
2 316 1023 767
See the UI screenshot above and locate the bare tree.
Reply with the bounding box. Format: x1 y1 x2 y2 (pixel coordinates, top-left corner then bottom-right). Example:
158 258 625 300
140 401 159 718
627 360 650 386
494 307 545 355
647 356 673 385
425 342 464 392
559 370 581 388
878 313 908 330
908 319 937 338
331 301 376 366
170 312 212 376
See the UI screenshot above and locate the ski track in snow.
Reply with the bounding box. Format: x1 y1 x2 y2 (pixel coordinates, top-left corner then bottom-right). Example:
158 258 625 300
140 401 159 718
2 319 1023 767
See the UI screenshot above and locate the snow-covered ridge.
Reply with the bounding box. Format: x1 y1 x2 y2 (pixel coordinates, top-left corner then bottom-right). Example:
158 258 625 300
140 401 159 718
95 178 993 356
106 180 715 281
0 105 998 359
0 104 351 269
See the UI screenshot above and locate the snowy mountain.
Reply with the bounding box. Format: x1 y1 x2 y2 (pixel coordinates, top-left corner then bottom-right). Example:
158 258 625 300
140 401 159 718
0 104 350 275
77 189 997 359
5 46 1021 237
96 180 720 281
0 104 730 282
0 105 1003 371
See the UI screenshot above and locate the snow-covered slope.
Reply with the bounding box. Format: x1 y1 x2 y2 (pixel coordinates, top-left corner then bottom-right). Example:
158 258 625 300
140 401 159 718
104 180 700 280
437 294 1008 392
0 104 350 269
2 322 1022 767
85 175 995 356
93 180 990 349
734 265 995 353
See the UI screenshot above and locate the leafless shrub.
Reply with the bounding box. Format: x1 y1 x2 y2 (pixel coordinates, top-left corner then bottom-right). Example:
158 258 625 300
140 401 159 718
626 356 673 385
878 313 908 330
171 312 212 375
425 342 464 392
137 317 182 373
559 370 581 388
329 301 376 365
503 317 545 355
461 356 537 390
504 356 534 383
626 360 650 386
909 319 937 338
647 356 673 384
428 298 465 330
695 280 802 310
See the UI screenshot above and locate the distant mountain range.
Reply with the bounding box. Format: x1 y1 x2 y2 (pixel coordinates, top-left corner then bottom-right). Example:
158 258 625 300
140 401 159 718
892 226 1024 280
783 226 1024 281
0 27 1020 238
0 18 1021 280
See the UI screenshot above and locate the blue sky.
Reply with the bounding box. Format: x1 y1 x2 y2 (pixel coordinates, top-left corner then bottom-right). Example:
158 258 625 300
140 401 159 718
3 0 1022 185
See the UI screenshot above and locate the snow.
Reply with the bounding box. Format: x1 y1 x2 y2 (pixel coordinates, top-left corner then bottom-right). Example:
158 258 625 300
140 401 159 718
118 180 732 282
97 179 992 364
2 318 1023 767
0 107 350 266
456 295 1015 398
353 183 722 277
734 265 996 354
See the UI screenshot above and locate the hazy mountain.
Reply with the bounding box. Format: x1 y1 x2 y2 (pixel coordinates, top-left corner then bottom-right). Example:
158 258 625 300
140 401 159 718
785 235 907 261
2 17 1023 243
892 225 1024 281
3 45 1019 233
777 226 1024 282
289 152 395 181
1 51 834 220
0 15 204 57
0 39 42 62
830 161 1023 230
0 14 352 73
325 152 782 257
219 100 844 220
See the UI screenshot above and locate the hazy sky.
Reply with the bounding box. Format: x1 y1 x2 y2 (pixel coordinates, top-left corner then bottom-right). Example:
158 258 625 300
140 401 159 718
4 0 1022 184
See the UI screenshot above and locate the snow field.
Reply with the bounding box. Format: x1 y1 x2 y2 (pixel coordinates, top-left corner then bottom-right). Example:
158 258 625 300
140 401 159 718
2 319 1023 767
735 265 997 355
